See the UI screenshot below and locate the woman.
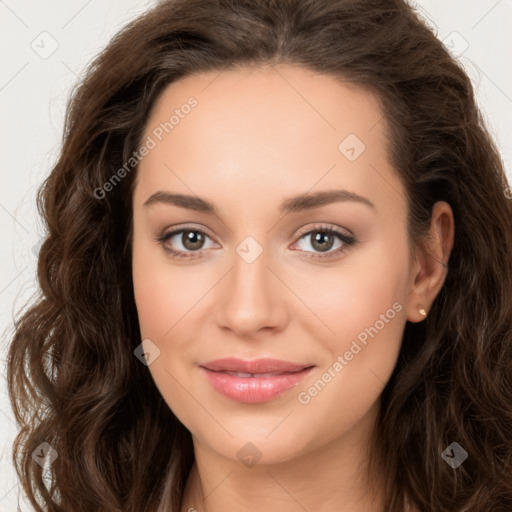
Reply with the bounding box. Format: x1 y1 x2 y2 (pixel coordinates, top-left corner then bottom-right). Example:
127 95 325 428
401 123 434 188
7 0 512 511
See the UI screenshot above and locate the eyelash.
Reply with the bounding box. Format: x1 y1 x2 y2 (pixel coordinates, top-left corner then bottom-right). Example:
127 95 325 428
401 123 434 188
155 224 357 261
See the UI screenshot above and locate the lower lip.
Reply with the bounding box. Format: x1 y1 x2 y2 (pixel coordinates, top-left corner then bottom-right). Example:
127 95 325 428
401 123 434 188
200 367 314 403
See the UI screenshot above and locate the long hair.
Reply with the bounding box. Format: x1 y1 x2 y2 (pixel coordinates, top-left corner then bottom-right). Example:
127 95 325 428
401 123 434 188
7 0 512 510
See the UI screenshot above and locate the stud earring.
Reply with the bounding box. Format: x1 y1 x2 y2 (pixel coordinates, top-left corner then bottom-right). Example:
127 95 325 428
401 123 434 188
418 305 427 317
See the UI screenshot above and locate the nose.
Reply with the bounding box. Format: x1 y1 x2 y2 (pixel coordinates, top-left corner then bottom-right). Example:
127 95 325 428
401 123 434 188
214 241 288 338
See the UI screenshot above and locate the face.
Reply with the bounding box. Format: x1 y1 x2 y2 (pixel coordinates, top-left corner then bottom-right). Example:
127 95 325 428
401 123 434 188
131 64 416 465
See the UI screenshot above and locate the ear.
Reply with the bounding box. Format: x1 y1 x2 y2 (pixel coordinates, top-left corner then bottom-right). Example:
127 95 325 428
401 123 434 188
406 201 455 323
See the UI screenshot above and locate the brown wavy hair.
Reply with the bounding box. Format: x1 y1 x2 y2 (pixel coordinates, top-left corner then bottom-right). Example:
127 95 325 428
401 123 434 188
7 0 512 510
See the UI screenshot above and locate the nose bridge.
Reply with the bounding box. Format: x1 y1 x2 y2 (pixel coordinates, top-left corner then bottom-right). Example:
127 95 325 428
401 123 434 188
216 233 285 334
231 234 273 308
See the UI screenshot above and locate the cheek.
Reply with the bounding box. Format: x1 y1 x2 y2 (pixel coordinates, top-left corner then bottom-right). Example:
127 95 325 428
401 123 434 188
287 247 408 447
132 237 165 337
131 228 187 349
131 231 215 379
293 228 409 350
289 231 409 411
132 237 198 415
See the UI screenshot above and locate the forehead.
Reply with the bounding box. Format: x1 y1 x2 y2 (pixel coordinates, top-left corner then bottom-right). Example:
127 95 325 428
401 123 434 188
144 64 385 147
133 64 405 220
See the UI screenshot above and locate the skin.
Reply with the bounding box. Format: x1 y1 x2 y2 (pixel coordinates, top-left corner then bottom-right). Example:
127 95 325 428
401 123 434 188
131 64 454 512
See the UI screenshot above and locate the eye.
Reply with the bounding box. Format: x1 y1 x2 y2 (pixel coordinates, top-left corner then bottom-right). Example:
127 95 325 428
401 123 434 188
156 227 217 260
292 224 357 260
156 223 357 261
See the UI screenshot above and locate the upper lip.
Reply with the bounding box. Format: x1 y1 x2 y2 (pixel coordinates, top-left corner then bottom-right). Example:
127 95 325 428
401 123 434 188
200 357 313 374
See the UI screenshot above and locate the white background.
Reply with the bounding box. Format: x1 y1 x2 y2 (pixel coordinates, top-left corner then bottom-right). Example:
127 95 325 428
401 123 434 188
1 1 511 509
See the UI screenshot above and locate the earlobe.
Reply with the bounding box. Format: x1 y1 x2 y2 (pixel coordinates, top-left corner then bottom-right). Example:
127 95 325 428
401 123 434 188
406 201 454 323
407 304 428 323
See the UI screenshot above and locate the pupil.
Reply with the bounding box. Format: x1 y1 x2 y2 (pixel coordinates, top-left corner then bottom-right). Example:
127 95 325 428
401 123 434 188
312 232 333 252
184 230 204 250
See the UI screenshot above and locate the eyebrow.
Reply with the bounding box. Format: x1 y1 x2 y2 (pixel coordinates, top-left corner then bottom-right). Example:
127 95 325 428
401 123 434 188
143 189 375 214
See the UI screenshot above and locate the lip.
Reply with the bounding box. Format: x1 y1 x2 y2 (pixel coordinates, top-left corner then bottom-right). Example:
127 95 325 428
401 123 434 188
200 358 315 403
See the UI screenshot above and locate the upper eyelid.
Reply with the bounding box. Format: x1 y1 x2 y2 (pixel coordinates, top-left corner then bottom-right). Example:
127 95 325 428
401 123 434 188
160 224 217 243
295 224 354 238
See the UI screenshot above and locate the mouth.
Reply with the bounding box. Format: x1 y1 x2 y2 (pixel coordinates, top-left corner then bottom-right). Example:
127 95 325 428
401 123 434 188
199 358 315 403
200 357 313 374
211 370 306 378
